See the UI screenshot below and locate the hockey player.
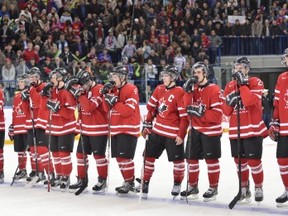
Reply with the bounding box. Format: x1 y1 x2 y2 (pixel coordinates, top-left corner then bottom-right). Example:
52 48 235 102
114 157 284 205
0 83 4 183
102 65 141 195
222 57 267 204
21 67 55 184
139 65 189 199
68 70 109 193
180 62 223 202
9 74 30 181
269 48 288 207
45 68 77 191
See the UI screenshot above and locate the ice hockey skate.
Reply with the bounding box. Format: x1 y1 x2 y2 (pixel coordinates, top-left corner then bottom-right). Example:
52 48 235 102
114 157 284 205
44 173 61 188
180 185 199 200
60 176 70 192
69 177 87 193
0 171 4 183
237 186 252 205
254 187 264 204
171 182 181 198
203 187 218 202
25 172 46 188
13 170 27 182
135 178 149 199
276 190 288 208
92 177 107 194
26 171 36 182
115 181 136 196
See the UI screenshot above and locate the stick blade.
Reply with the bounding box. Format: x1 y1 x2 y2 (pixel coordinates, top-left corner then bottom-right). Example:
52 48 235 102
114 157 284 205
228 193 241 209
75 179 88 196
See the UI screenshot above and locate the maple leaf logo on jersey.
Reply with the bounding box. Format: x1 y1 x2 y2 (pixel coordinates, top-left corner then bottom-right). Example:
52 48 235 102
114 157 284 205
158 102 168 114
15 103 24 115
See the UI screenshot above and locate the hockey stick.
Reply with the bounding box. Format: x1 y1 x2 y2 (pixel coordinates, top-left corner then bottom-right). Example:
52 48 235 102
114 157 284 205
105 105 112 193
47 107 52 192
185 115 193 204
10 144 30 186
29 98 39 180
75 104 89 196
229 88 242 209
138 135 148 203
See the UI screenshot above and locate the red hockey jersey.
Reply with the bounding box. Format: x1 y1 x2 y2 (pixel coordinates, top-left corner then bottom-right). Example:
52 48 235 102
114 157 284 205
222 78 267 139
103 83 141 137
0 89 4 131
12 92 27 134
21 83 45 130
273 71 288 136
76 84 108 136
146 84 189 139
183 83 223 136
46 87 76 136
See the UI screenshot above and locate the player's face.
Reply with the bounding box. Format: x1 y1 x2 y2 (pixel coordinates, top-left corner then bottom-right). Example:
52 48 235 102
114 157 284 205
18 80 26 90
234 63 249 76
162 73 173 86
82 81 91 91
50 74 58 87
110 73 122 88
29 74 39 85
193 68 205 84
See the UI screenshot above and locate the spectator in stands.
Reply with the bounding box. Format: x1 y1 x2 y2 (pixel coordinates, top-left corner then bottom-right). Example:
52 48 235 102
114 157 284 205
208 30 223 64
1 58 16 98
174 47 186 74
104 28 117 63
121 38 137 61
40 56 53 81
59 45 74 67
15 57 29 77
22 41 39 64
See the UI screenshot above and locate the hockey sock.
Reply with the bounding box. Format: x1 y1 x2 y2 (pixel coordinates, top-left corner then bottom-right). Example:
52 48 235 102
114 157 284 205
59 151 72 177
116 157 134 182
76 152 89 179
0 148 3 171
18 152 27 170
206 159 220 187
29 149 35 171
173 160 185 183
52 152 61 177
248 159 263 188
277 158 288 190
94 154 108 179
187 159 199 186
30 146 44 172
234 157 249 187
38 146 54 174
143 157 155 181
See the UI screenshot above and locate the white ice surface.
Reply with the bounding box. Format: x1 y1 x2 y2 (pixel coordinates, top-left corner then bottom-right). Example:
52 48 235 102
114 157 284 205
1 134 288 216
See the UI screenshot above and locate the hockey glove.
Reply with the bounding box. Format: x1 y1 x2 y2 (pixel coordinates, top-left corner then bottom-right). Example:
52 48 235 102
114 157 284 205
64 76 79 90
142 121 153 139
21 88 30 101
225 91 240 107
8 124 14 141
183 76 198 93
233 71 249 86
101 81 116 95
69 86 84 99
40 82 54 97
47 100 61 113
104 94 118 106
268 120 280 141
187 104 206 117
